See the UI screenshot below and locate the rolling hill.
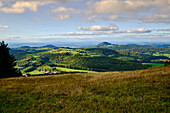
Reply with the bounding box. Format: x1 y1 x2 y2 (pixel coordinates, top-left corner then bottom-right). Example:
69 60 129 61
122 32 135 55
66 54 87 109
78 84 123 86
0 65 169 112
11 47 152 74
9 44 170 75
94 42 170 55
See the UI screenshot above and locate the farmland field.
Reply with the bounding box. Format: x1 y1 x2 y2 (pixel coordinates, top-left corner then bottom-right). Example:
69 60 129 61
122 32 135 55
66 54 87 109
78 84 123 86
142 63 164 66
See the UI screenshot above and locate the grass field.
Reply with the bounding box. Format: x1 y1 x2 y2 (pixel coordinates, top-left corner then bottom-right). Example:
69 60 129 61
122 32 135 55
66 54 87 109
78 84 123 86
28 67 95 75
153 53 170 58
56 67 96 73
0 66 169 112
142 63 164 66
29 70 46 75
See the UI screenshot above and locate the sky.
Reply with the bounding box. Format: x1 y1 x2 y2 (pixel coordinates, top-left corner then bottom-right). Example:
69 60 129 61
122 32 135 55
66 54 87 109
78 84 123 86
0 0 170 47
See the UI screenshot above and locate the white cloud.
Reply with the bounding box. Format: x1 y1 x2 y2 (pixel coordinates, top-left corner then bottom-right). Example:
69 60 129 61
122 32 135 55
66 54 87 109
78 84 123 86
61 32 96 36
60 23 151 35
54 14 72 20
91 0 152 14
107 15 119 20
60 28 151 36
99 28 151 34
89 0 169 14
51 7 81 14
126 28 151 33
0 37 20 40
0 2 3 7
143 14 170 23
12 2 39 12
77 24 119 31
86 0 170 23
0 25 9 29
0 7 25 13
0 1 54 13
0 25 9 32
86 15 102 22
157 28 170 31
86 14 139 22
0 0 83 14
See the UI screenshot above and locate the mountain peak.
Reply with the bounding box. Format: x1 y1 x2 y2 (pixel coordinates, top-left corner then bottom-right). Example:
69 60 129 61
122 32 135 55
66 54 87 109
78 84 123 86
40 45 56 48
97 42 112 46
20 46 30 48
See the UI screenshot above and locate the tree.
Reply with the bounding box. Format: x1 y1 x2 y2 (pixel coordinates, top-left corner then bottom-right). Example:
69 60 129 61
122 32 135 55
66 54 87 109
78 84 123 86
164 60 170 66
0 41 22 78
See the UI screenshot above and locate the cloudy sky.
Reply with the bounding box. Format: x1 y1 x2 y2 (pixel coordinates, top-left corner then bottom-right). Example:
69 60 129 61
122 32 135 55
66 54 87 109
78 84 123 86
0 0 170 47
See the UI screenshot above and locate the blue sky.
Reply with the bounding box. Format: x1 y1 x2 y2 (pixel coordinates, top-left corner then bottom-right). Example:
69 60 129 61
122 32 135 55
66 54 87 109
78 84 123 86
0 0 170 47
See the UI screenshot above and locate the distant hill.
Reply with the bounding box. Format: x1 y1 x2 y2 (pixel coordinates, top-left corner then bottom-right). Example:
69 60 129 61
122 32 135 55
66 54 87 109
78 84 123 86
97 42 112 46
20 46 31 48
150 44 170 48
94 42 170 55
85 48 120 56
128 44 170 48
20 45 57 48
97 42 170 49
40 45 57 48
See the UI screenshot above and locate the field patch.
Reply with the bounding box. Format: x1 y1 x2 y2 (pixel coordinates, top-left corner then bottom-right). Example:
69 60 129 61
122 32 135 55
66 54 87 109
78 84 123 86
142 63 164 66
56 67 96 73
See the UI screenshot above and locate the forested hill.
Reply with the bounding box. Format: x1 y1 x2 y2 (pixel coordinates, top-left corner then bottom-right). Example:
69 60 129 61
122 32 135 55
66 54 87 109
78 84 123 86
128 44 170 48
93 42 170 55
9 44 170 75
10 46 153 74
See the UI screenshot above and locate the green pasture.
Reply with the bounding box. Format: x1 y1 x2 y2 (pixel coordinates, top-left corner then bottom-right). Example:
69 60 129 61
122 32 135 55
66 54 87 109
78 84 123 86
153 53 170 58
56 67 96 73
142 63 164 66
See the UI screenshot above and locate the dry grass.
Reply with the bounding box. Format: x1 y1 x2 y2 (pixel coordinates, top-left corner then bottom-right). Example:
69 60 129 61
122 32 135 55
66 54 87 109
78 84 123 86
0 66 170 113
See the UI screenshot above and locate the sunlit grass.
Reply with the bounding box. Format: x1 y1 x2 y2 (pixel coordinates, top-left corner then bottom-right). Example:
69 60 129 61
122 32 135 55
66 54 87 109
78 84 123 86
56 67 96 73
153 53 170 58
29 70 45 75
142 63 164 66
0 66 169 112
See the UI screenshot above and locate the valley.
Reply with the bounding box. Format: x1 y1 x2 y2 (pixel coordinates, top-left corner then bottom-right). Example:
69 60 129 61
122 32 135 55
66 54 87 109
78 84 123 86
10 42 170 75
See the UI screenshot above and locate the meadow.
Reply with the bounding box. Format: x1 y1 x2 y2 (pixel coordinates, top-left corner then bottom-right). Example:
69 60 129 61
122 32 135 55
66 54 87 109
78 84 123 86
29 67 96 75
153 53 170 58
142 63 164 66
0 65 169 112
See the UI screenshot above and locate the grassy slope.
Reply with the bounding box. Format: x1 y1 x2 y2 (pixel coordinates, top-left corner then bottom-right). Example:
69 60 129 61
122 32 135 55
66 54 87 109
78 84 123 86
0 66 169 113
29 67 95 75
153 53 170 58
142 63 164 66
55 67 95 73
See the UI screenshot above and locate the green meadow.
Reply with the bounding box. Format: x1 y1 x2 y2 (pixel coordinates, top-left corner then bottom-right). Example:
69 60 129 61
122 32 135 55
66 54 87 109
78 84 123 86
142 63 164 66
0 66 169 112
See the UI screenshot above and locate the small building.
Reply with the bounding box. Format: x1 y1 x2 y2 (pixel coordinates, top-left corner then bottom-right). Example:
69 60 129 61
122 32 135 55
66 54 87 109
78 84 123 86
22 74 28 77
53 72 57 74
45 71 50 74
